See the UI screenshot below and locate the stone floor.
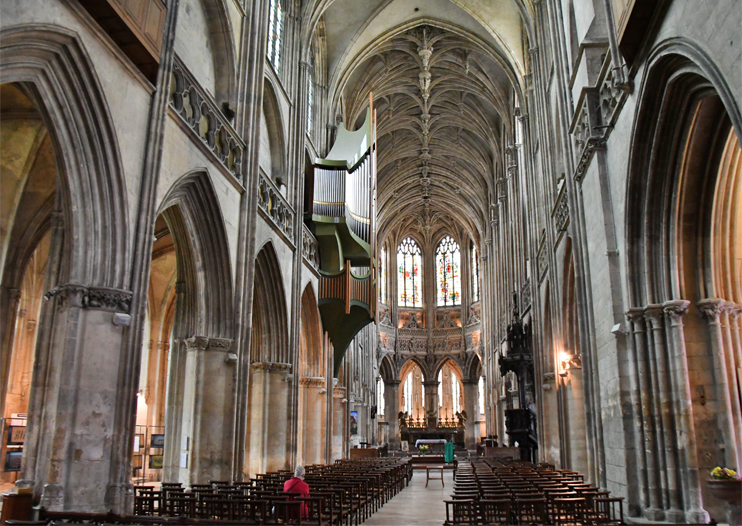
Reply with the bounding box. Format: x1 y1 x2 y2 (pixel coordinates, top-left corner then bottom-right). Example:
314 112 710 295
363 468 454 525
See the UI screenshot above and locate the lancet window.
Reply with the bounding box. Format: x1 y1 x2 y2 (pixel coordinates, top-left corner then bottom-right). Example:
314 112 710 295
306 72 313 136
378 246 387 304
397 237 422 307
471 242 480 303
436 235 461 306
478 376 485 415
377 376 385 418
266 0 283 71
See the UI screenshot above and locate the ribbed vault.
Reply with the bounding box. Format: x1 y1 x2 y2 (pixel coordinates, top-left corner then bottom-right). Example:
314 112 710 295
334 23 517 243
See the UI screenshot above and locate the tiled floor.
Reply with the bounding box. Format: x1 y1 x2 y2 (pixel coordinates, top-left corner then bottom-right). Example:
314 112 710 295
363 469 454 525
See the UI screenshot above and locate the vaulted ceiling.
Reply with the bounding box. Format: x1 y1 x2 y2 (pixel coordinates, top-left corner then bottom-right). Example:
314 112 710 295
308 0 530 247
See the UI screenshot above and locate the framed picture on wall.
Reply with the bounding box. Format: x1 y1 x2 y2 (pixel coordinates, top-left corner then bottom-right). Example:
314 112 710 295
7 426 25 445
132 454 143 469
350 411 358 436
4 451 22 472
148 454 163 469
150 434 164 448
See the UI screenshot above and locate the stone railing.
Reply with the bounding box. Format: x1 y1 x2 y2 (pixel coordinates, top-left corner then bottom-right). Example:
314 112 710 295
169 57 244 183
569 87 603 183
552 183 569 235
302 224 319 271
521 277 532 311
257 171 294 242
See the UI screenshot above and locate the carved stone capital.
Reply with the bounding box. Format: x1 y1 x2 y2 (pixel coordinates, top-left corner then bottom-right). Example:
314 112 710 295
643 305 664 328
185 336 209 351
663 300 690 324
207 338 233 352
299 376 326 388
725 302 742 320
333 387 347 399
57 284 133 313
250 361 292 373
697 298 726 323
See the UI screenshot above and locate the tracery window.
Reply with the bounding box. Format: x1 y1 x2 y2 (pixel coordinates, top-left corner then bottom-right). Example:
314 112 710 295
436 235 461 306
378 246 387 304
377 376 385 418
471 242 480 302
306 72 313 137
266 0 283 71
397 237 422 307
478 376 485 415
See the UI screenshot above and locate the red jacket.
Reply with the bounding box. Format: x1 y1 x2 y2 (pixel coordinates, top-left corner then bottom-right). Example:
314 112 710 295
283 476 310 517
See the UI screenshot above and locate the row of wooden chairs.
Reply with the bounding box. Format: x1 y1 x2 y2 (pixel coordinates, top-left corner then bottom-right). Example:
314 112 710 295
128 457 411 525
445 458 624 525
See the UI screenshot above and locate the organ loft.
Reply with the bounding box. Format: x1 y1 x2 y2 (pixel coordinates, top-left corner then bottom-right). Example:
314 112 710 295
0 0 741 524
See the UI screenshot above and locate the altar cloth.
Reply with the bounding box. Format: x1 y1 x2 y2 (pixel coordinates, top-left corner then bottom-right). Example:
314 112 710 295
415 439 447 447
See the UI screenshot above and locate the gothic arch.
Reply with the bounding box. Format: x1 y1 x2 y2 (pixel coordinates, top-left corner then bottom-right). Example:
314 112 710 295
260 79 287 186
299 283 323 377
626 40 742 306
432 356 464 382
464 352 482 382
203 0 238 108
158 170 234 338
379 354 395 383
0 25 129 289
251 241 289 364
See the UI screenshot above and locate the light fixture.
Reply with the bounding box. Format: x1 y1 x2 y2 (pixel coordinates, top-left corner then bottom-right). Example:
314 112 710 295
559 350 571 377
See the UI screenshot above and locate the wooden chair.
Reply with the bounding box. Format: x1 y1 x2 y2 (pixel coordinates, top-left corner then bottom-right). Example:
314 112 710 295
553 497 587 525
479 499 511 525
513 497 548 525
593 497 624 524
444 499 477 525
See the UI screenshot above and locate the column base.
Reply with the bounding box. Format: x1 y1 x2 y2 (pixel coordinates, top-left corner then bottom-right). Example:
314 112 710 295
39 483 64 511
665 508 685 523
685 508 710 524
643 507 664 521
105 482 134 514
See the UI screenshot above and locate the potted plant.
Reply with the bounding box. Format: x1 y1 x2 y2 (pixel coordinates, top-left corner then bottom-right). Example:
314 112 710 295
707 467 741 525
418 444 429 456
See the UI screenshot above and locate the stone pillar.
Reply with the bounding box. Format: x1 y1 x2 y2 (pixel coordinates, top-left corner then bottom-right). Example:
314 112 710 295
423 380 440 428
248 362 291 476
463 379 478 450
697 299 740 471
385 380 400 449
331 386 346 461
626 309 658 518
18 284 134 512
189 337 234 484
0 287 22 418
300 377 326 465
662 301 709 524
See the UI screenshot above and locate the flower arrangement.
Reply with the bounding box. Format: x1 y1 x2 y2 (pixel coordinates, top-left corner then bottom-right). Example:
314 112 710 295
418 445 429 455
710 467 741 480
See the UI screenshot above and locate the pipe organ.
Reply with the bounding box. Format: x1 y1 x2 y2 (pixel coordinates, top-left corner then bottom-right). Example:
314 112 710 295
308 101 377 374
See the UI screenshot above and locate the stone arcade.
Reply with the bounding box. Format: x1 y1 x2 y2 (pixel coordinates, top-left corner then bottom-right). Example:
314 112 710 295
0 0 740 523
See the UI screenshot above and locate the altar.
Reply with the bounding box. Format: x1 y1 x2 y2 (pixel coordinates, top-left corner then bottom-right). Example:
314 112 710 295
414 438 447 448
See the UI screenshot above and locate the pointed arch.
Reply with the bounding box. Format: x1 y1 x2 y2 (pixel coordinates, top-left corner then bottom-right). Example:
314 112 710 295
260 79 287 186
379 354 395 383
0 25 129 289
299 282 323 377
159 170 234 338
251 241 289 364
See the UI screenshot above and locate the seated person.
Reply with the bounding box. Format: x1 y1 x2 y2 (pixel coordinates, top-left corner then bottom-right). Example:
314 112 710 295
283 465 310 518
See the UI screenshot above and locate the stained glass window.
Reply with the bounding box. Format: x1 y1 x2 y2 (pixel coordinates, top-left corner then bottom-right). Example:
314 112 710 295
266 0 283 71
397 237 422 307
436 235 461 306
471 242 480 302
478 376 485 415
378 246 387 304
306 72 313 136
377 376 385 418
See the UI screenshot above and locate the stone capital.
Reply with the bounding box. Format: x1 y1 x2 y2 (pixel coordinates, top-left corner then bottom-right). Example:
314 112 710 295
643 304 664 328
185 336 209 351
333 387 347 399
663 299 690 324
299 376 326 388
385 379 401 387
697 298 726 323
56 284 133 313
250 361 292 373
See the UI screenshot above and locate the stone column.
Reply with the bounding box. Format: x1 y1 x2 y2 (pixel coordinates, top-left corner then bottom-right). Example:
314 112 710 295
697 299 739 471
0 287 22 417
18 284 133 512
463 379 478 450
331 386 346 461
190 337 234 484
300 377 326 465
423 380 440 428
719 303 742 466
644 306 672 517
385 380 400 449
625 309 655 517
248 362 291 476
662 301 709 524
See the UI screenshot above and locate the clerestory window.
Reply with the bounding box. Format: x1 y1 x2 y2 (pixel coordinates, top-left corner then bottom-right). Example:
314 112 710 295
306 71 313 137
378 246 387 304
397 237 422 307
436 235 461 306
266 0 283 72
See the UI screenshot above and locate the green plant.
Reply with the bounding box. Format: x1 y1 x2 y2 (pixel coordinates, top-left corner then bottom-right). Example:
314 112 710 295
710 467 741 480
418 445 429 455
